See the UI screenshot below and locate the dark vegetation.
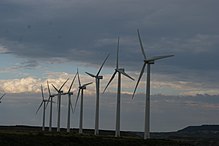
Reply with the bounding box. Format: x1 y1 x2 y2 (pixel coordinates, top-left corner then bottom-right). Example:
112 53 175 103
0 125 218 146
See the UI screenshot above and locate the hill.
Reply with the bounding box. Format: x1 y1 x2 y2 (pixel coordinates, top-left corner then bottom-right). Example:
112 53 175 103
178 125 219 134
151 125 219 146
0 125 219 146
0 125 191 146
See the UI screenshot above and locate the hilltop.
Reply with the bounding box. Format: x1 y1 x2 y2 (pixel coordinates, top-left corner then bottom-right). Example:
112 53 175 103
178 125 219 133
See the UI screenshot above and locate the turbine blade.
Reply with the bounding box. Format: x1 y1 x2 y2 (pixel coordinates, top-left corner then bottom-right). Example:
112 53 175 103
116 37 120 69
119 70 135 81
59 78 69 91
57 95 59 108
85 72 96 78
103 71 117 93
137 29 146 60
77 69 81 87
41 85 44 100
47 81 51 96
36 101 43 114
45 97 51 109
70 97 74 113
132 63 146 99
73 89 81 113
83 82 93 87
147 55 174 62
0 93 6 100
52 84 59 92
96 54 110 76
45 100 49 109
68 72 78 93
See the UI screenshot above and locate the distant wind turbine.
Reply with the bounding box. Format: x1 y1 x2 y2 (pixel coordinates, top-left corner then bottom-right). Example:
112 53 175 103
46 81 55 132
36 85 50 131
0 93 6 103
86 54 109 135
132 29 174 139
52 78 69 132
103 37 134 137
73 69 92 134
65 72 77 133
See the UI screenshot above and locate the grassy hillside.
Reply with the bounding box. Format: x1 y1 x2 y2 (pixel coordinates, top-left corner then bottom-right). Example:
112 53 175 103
1 125 219 146
0 125 192 146
0 132 190 146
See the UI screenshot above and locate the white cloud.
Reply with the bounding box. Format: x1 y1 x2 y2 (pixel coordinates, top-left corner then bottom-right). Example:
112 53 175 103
0 71 218 96
0 77 40 93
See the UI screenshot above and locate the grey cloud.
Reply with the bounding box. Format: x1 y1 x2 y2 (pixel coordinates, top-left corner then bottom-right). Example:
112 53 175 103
0 0 219 86
20 60 39 68
0 60 39 73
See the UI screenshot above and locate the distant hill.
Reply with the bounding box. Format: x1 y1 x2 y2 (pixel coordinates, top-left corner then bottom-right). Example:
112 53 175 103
151 125 219 146
177 125 219 133
149 125 219 139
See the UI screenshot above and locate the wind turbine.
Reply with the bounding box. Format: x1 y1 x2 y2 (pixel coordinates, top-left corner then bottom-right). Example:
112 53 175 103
0 93 6 103
52 78 69 132
46 81 55 132
132 29 174 139
85 54 109 135
65 72 77 133
36 85 50 131
103 37 134 137
73 69 92 134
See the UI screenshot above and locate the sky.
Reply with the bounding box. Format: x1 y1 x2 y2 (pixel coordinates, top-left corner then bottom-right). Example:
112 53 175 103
0 0 219 132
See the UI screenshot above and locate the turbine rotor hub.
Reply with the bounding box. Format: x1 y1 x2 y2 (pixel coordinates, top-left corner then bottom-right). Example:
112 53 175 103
97 76 103 79
144 60 154 64
80 86 86 90
116 68 125 72
59 91 64 94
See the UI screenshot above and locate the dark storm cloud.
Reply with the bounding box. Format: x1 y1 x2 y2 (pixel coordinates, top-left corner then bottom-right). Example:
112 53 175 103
0 0 219 83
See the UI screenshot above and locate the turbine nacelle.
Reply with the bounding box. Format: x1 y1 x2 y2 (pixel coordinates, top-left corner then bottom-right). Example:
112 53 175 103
79 86 86 90
43 99 49 102
86 73 103 80
144 60 155 64
62 92 68 95
116 68 125 72
96 76 103 79
144 55 174 64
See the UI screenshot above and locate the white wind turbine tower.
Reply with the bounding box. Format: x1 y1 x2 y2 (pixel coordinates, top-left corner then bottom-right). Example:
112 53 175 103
85 54 109 135
36 85 50 131
103 37 134 137
73 69 92 134
0 93 6 103
46 81 55 132
65 72 77 133
132 29 174 139
52 78 69 132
